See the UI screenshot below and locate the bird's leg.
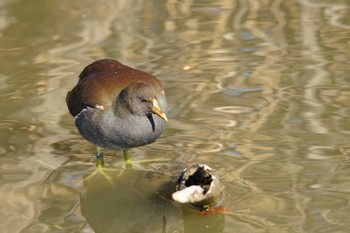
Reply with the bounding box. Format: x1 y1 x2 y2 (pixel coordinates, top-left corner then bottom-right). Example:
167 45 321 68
95 146 104 168
123 149 132 168
85 148 135 185
84 147 115 187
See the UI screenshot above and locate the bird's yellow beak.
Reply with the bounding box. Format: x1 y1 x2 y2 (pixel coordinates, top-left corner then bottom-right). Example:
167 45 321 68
152 99 168 122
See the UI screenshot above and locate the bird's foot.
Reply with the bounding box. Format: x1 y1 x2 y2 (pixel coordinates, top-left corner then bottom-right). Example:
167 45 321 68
84 164 116 187
84 148 117 187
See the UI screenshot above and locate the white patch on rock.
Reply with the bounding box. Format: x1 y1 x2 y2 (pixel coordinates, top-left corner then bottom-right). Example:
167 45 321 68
172 186 205 204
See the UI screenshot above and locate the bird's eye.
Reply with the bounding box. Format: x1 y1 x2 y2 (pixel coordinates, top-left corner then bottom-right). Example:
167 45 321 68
140 97 148 103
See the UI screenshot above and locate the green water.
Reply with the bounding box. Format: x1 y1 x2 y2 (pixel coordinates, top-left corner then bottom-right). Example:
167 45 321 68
1 0 350 232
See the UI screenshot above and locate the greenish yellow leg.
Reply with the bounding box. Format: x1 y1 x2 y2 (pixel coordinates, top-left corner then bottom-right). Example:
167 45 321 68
85 148 132 182
123 149 132 168
84 147 115 187
95 147 104 168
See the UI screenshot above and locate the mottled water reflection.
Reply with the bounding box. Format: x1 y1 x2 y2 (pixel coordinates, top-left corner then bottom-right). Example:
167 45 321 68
1 0 350 232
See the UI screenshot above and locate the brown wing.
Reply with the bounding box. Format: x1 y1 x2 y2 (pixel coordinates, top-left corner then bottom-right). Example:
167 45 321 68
66 59 164 117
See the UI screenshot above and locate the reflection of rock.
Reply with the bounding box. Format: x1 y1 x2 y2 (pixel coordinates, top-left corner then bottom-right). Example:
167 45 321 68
182 207 225 233
172 164 223 210
80 169 183 233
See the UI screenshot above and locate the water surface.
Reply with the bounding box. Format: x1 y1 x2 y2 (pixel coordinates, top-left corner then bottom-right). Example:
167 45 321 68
1 0 350 232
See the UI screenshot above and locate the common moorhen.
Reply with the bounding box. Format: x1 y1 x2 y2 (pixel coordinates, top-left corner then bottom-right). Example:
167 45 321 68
66 59 168 167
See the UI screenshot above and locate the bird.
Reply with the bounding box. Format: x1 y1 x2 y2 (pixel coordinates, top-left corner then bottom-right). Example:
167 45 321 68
66 59 168 168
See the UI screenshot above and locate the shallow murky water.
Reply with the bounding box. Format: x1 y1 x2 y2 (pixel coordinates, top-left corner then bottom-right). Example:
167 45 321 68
1 0 350 232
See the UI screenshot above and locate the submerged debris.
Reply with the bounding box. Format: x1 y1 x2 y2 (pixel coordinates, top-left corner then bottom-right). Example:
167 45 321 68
172 163 223 210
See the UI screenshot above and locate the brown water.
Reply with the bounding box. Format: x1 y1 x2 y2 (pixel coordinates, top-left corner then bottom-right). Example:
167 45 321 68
1 0 350 232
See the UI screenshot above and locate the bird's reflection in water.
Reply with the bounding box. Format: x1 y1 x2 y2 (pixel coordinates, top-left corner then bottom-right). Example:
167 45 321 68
80 167 225 233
